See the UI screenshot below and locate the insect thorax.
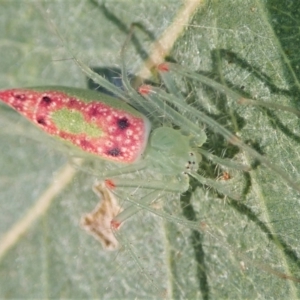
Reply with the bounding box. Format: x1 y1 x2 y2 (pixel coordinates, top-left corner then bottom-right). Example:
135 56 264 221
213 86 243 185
146 127 199 176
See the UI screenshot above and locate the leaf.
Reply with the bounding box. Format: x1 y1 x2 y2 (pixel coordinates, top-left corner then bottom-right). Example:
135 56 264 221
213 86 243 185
1 0 300 299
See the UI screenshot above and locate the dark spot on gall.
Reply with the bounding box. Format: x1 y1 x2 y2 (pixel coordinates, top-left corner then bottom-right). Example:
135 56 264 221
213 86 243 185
37 117 46 125
117 117 129 129
41 96 52 104
107 148 121 157
15 94 26 101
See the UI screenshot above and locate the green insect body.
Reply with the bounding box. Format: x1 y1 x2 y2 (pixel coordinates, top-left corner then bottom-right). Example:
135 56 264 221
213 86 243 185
0 82 206 233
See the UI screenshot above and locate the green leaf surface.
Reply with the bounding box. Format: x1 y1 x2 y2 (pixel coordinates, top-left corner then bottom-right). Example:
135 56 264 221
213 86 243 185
1 0 300 299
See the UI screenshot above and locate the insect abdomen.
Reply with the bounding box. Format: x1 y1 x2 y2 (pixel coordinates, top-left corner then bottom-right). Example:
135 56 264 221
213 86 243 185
0 87 151 163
